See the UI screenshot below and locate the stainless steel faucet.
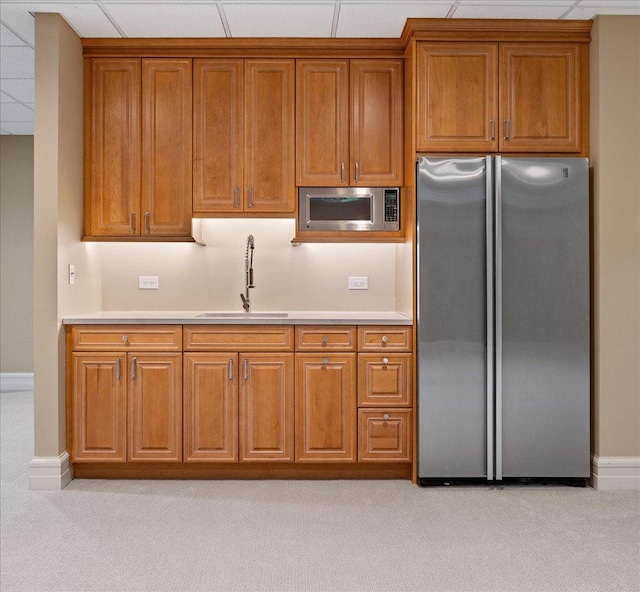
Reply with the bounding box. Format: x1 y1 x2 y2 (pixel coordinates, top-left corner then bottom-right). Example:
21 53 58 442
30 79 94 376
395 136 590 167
240 235 255 312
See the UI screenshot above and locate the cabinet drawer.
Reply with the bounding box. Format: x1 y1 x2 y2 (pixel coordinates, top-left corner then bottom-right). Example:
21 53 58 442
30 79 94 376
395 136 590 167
357 353 412 407
295 326 356 351
184 326 294 351
357 326 412 352
358 408 412 463
71 325 182 351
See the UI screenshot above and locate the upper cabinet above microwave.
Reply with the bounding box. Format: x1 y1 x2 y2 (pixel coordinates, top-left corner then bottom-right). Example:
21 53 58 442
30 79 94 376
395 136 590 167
296 59 404 187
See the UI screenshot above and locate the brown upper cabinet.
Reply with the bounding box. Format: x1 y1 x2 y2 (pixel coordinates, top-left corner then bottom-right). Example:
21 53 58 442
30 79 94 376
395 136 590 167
417 42 582 153
84 58 193 240
296 59 403 186
193 59 295 215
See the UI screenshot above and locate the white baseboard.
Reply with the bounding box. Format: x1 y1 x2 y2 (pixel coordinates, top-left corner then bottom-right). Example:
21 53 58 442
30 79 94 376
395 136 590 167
591 455 640 491
30 452 73 490
0 372 34 392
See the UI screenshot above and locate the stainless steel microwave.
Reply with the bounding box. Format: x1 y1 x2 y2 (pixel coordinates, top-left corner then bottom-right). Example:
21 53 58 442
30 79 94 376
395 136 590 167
298 187 400 232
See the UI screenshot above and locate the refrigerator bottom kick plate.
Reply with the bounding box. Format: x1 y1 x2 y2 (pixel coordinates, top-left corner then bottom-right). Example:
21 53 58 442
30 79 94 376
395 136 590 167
417 477 589 488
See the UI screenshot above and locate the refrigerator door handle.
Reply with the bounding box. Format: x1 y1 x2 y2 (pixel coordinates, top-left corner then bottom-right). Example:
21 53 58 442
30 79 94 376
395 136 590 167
486 156 495 481
495 155 503 481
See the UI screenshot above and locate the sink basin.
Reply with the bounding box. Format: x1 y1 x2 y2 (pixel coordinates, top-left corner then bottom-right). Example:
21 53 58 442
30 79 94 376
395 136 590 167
197 312 289 318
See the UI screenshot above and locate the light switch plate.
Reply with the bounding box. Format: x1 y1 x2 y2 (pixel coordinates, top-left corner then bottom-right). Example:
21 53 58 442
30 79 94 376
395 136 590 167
139 276 159 289
68 264 75 285
348 276 368 290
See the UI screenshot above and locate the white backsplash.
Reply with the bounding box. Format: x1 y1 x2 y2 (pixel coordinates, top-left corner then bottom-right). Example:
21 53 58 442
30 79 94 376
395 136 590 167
98 218 405 312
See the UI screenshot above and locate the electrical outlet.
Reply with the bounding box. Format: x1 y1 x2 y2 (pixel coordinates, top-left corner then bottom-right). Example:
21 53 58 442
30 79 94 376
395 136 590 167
139 276 159 290
348 276 368 290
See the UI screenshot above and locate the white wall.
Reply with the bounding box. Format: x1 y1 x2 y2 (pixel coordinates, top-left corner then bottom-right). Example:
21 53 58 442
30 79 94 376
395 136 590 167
99 218 401 312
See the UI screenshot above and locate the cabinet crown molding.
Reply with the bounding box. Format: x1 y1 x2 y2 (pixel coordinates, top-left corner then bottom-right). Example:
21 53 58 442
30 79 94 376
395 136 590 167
401 18 592 45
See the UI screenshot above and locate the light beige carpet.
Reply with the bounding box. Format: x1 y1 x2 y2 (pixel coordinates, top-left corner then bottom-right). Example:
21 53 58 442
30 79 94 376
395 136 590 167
1 391 639 592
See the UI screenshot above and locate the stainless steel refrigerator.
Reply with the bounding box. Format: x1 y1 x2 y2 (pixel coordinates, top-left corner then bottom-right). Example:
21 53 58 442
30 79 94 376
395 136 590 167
416 156 590 484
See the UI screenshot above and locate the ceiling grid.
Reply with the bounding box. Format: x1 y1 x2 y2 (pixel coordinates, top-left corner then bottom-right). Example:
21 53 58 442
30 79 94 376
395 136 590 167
1 0 638 134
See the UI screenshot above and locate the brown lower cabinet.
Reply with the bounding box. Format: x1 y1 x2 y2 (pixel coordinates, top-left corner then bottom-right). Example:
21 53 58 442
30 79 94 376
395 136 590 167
183 352 294 462
295 353 357 462
68 323 412 476
70 351 182 463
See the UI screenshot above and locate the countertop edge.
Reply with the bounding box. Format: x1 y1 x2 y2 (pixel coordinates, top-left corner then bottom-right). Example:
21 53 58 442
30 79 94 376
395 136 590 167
62 312 413 326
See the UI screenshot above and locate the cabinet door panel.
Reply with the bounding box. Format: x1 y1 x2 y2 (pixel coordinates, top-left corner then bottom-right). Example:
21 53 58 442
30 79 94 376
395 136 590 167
193 60 244 213
184 354 238 462
500 44 581 152
357 353 412 407
84 58 141 237
72 353 127 462
240 354 294 461
296 60 349 186
351 60 403 185
295 354 356 462
358 408 412 463
141 59 192 236
417 43 498 152
245 60 295 212
128 353 182 461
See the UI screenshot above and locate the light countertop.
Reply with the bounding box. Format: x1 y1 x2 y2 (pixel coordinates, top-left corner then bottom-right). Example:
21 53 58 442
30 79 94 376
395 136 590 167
62 311 412 325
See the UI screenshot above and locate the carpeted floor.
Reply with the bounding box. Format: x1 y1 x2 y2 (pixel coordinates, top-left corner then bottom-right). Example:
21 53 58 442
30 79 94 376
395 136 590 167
1 390 639 592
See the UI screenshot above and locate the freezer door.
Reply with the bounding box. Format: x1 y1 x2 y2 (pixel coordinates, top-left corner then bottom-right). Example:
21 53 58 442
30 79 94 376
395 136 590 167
417 157 490 479
498 157 590 478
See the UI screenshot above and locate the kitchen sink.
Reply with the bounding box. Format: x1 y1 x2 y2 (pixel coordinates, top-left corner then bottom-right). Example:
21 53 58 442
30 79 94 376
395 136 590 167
197 312 289 318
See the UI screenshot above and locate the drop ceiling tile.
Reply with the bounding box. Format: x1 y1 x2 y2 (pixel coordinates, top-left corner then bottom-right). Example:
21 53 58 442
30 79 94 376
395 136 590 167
1 91 18 103
0 47 34 78
1 22 28 46
455 1 574 20
0 79 34 103
0 3 120 45
1 101 33 121
337 2 453 38
102 3 226 37
1 121 34 135
566 1 640 18
223 2 335 37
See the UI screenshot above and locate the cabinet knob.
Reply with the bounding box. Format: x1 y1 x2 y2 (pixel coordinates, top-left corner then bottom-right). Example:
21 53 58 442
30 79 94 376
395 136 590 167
321 357 329 368
382 357 389 365
383 413 390 421
321 336 329 346
122 335 128 343
381 335 388 346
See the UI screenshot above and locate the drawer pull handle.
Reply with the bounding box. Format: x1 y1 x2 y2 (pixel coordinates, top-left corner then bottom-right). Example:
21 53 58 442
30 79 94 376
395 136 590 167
144 212 150 234
243 358 248 381
229 358 234 381
234 186 240 208
130 212 136 233
130 357 137 380
116 358 122 380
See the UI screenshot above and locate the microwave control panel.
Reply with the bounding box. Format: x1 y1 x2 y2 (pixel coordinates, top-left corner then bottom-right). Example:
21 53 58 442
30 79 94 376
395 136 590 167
384 188 400 230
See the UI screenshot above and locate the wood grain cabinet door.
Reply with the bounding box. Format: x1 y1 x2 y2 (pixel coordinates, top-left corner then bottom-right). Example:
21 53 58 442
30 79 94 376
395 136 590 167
358 408 412 463
357 353 412 407
183 353 238 462
295 353 356 462
499 43 581 152
84 58 141 237
417 43 499 152
141 59 192 236
71 353 127 462
296 60 350 186
244 60 295 212
351 59 403 185
128 353 182 462
193 59 244 213
239 354 294 462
